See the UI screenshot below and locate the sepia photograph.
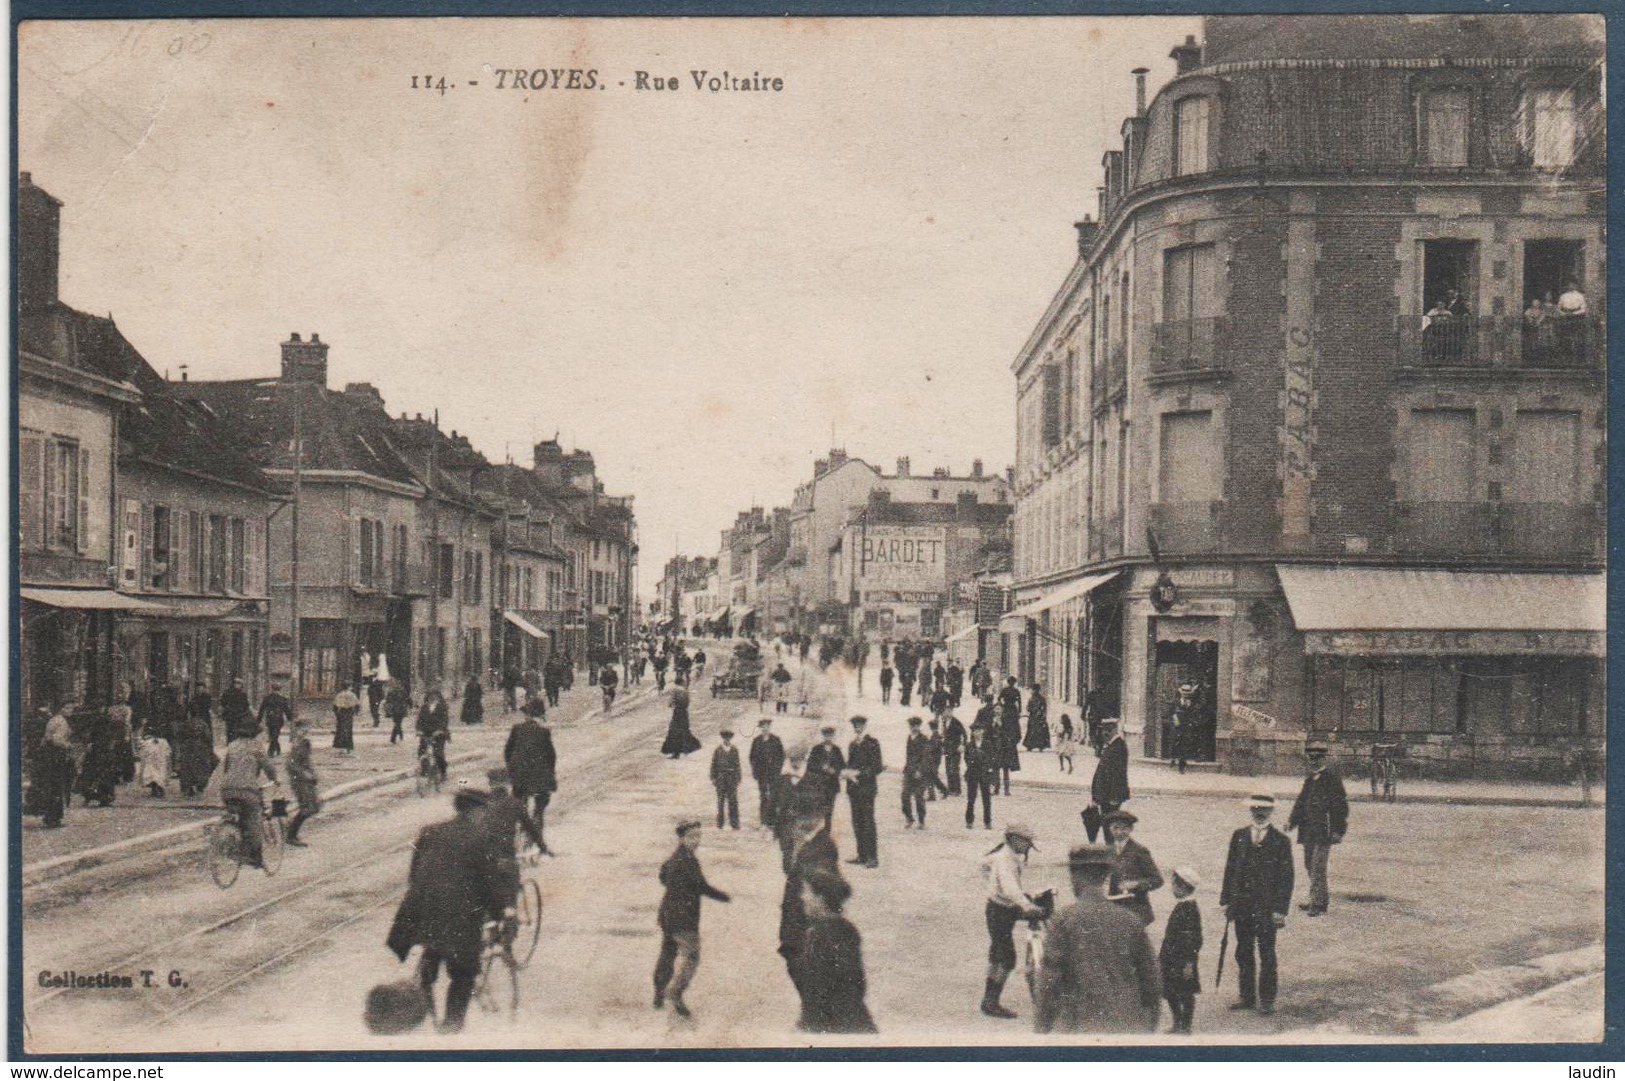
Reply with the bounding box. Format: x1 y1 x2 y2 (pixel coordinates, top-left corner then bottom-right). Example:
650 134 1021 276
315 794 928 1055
12 10 1609 1056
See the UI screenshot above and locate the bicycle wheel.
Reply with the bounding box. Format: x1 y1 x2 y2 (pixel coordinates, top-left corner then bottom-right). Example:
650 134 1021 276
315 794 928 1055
206 823 240 889
475 950 519 1020
512 878 543 967
416 759 432 798
261 814 285 876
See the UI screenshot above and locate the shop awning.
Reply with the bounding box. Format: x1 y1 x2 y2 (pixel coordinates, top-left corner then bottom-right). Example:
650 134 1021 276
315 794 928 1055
1277 566 1606 656
707 607 731 623
734 607 758 622
20 588 172 613
503 610 546 639
1001 571 1121 623
944 625 980 644
147 598 244 619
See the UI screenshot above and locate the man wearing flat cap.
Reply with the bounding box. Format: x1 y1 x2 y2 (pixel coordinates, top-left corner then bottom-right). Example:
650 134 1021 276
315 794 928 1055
1286 739 1348 917
1219 794 1294 1015
844 716 884 868
386 786 508 1033
806 724 846 831
654 819 731 1018
750 718 786 831
1104 809 1164 927
1034 844 1160 1034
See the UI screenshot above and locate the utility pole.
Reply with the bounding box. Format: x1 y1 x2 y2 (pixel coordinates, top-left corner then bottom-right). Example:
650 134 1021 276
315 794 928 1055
428 410 439 688
290 390 302 697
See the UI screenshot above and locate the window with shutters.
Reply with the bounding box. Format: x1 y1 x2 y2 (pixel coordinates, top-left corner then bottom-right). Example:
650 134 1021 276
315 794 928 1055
247 517 264 595
121 499 142 588
151 506 172 590
1403 410 1476 501
1511 410 1581 504
1523 86 1577 171
230 517 246 593
1173 96 1211 177
1041 365 1062 448
19 430 44 552
1158 411 1221 503
208 515 227 593
392 523 408 590
360 518 376 587
1421 88 1470 167
439 542 456 599
189 511 204 592
45 438 82 551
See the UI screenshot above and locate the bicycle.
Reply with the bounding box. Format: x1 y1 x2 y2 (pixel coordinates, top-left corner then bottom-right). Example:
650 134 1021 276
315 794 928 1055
1369 743 1401 802
510 845 545 967
205 797 285 889
472 912 521 1021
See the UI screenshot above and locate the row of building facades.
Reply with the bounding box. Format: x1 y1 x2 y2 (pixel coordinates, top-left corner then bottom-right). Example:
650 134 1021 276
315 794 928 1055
1002 15 1605 778
18 174 637 713
651 450 1015 650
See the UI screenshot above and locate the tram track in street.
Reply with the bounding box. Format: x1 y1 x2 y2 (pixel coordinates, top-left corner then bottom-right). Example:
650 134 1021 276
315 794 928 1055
21 680 768 1047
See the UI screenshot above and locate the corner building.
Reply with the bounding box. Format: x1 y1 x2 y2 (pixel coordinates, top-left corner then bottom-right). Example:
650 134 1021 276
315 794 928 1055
1009 15 1605 778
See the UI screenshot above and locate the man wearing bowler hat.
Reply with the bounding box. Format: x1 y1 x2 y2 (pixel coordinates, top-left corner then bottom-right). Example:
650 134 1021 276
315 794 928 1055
1034 844 1161 1034
1219 794 1295 1015
1286 739 1348 917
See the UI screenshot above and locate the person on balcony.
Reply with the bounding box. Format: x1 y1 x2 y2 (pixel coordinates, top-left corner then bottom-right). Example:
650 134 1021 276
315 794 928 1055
1556 281 1589 362
1524 295 1555 361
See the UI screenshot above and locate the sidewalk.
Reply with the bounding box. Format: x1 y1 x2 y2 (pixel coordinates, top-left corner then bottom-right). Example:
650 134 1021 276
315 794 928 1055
21 680 657 872
834 665 1604 809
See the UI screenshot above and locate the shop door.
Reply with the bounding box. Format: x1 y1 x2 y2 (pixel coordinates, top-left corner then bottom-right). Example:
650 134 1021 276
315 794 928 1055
1152 638 1219 761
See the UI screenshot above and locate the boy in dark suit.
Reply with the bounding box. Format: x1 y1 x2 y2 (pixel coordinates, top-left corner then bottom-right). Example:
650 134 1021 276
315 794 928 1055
1159 867 1203 1034
711 728 742 830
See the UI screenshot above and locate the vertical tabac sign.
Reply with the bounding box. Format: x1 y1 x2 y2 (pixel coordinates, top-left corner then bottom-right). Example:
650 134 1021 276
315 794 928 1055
1280 198 1316 547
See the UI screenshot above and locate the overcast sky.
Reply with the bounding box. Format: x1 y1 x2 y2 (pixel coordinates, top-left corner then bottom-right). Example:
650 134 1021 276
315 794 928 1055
19 16 1199 596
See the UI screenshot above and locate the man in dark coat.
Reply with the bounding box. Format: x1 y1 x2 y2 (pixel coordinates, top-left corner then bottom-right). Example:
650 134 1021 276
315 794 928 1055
844 716 884 867
749 718 786 830
654 820 731 1017
806 725 846 830
1219 794 1295 1015
963 725 1000 830
710 728 743 830
775 747 826 873
797 869 877 1034
897 658 915 707
1087 718 1131 840
1286 739 1349 917
878 663 894 704
503 710 557 850
779 802 840 997
947 661 965 708
1104 809 1164 927
220 678 253 743
256 682 293 758
1035 844 1161 1034
482 767 547 900
942 709 967 796
386 788 507 1033
901 716 932 828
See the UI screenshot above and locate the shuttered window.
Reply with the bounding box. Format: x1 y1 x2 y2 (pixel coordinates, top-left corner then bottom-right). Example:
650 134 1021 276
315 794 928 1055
121 499 142 588
1526 87 1577 171
1158 411 1221 503
1423 88 1470 167
1511 410 1580 504
1404 409 1476 501
1174 96 1211 177
19 431 43 552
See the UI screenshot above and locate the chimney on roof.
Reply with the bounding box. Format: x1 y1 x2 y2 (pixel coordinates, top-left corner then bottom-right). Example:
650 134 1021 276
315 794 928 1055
281 332 329 386
1132 67 1150 116
1073 217 1099 257
1170 34 1202 75
896 456 911 478
343 382 384 408
932 467 950 479
972 458 984 478
18 172 62 313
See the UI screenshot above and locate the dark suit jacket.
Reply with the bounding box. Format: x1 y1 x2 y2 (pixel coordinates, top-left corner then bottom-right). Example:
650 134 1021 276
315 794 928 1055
1091 737 1131 808
1219 824 1295 917
387 814 507 966
504 719 557 794
807 742 846 800
846 735 883 795
903 731 932 780
963 737 1000 784
1287 768 1349 845
1035 896 1161 1034
749 733 785 782
711 744 742 788
658 844 729 934
1109 838 1164 926
780 828 839 952
798 917 878 1034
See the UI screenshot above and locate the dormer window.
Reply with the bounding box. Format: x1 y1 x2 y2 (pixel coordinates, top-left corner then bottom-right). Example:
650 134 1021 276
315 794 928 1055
1523 86 1577 171
1174 96 1211 177
1420 87 1470 167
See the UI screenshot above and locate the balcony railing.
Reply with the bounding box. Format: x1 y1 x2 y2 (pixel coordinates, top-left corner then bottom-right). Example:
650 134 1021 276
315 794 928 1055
1497 503 1600 560
1148 501 1224 554
1398 313 1603 370
1394 502 1496 556
1151 317 1230 376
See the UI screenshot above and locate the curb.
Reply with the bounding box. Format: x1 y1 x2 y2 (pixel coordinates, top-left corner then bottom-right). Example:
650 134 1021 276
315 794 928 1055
21 747 489 887
21 684 668 887
1010 776 1602 809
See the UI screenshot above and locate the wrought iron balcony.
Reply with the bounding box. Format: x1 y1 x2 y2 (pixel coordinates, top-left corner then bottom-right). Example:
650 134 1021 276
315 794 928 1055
1398 313 1603 370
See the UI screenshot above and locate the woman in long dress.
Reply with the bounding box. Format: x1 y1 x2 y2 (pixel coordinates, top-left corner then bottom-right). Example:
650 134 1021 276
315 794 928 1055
76 707 122 807
174 707 219 798
660 687 701 758
1023 685 1051 752
460 674 484 726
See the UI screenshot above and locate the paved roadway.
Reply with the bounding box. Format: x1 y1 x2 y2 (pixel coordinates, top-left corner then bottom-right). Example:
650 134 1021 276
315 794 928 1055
21 656 1604 1051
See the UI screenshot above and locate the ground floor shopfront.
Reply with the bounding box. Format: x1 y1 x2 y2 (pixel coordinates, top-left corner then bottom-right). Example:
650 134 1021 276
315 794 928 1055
114 598 270 704
1005 562 1604 779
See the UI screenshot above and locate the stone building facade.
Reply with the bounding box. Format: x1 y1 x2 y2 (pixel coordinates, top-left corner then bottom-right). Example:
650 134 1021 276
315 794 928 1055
1007 14 1605 778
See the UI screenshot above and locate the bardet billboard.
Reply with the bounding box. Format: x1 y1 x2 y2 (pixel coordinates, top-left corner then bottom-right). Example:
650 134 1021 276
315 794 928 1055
859 525 947 593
